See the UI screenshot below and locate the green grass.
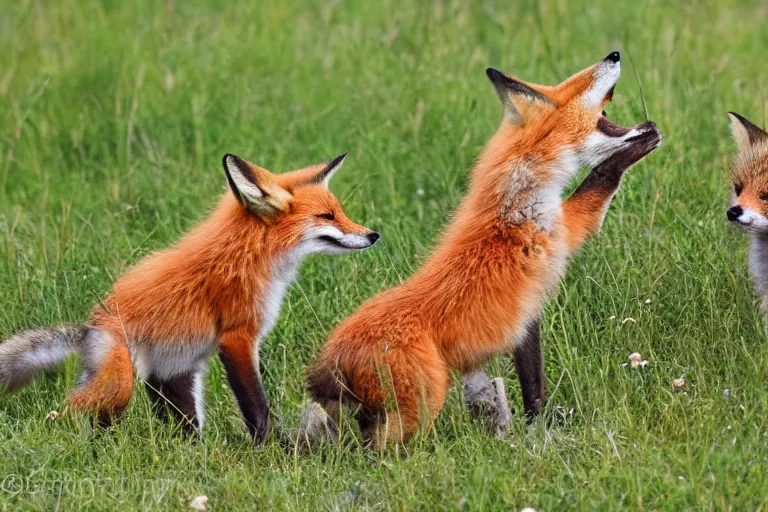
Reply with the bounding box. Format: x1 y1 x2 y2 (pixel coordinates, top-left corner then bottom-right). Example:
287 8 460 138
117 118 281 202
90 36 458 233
1 0 768 509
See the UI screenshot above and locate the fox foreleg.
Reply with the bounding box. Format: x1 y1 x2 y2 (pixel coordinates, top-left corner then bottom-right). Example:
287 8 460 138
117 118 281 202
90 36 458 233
218 327 271 445
562 123 662 253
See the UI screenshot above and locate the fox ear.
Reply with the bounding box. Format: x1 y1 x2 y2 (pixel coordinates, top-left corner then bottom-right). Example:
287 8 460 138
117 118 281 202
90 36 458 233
222 154 292 218
486 68 555 125
728 112 767 152
306 152 347 188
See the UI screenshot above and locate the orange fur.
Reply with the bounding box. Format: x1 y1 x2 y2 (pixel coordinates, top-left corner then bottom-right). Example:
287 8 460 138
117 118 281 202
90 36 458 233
66 156 376 422
308 54 658 445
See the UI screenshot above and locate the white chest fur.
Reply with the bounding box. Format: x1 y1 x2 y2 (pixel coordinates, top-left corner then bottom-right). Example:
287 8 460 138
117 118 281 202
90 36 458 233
501 150 578 232
749 235 768 309
256 257 301 343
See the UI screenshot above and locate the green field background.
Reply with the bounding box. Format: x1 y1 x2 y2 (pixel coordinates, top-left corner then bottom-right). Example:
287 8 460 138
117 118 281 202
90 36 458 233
1 0 767 510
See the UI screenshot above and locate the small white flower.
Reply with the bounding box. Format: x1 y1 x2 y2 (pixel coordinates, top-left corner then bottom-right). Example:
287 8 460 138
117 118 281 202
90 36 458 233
46 410 60 421
416 187 425 196
521 508 537 512
625 352 648 369
673 377 685 389
189 496 208 511
628 353 641 368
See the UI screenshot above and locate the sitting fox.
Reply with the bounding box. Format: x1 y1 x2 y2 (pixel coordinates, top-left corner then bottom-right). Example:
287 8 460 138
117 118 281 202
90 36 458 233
307 52 663 446
725 112 768 308
0 153 379 444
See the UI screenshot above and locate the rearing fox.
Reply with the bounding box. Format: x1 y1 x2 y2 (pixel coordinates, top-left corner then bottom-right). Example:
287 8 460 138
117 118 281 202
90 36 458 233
0 153 379 444
307 52 663 446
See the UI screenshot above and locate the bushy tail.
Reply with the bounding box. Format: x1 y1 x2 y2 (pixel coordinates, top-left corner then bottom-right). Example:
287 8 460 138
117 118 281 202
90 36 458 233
306 360 353 407
0 325 87 393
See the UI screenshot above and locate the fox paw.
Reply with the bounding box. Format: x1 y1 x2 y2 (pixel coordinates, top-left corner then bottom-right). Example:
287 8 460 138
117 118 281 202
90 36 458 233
462 371 512 438
297 402 338 450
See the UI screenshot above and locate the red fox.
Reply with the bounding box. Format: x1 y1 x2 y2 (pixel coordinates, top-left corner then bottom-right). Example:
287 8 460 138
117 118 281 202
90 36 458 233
725 112 768 307
0 153 379 444
306 52 662 446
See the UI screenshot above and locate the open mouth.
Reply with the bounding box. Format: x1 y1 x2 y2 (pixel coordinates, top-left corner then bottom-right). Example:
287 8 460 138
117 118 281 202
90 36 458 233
319 235 349 248
732 217 753 227
597 118 661 147
597 116 631 138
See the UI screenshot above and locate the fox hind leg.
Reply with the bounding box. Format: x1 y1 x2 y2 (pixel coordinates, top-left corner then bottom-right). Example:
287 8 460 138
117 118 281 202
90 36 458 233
513 319 546 421
144 365 206 434
66 328 135 426
367 352 449 448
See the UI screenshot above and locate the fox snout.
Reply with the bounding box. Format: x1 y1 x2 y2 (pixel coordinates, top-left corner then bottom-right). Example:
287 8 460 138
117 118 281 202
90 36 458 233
306 224 380 254
727 206 743 222
726 204 768 232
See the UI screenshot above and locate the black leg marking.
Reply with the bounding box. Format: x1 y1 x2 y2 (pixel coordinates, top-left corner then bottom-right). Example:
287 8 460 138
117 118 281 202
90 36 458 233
145 377 169 422
144 373 200 434
513 319 546 421
218 351 270 445
355 406 382 445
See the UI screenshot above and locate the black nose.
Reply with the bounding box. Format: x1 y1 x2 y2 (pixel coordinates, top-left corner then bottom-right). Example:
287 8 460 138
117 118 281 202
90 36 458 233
727 206 743 222
604 51 620 63
366 232 380 244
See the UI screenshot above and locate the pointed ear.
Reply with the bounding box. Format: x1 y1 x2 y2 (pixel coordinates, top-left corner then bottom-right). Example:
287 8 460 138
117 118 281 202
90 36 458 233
222 154 292 218
728 112 767 152
486 68 556 125
306 152 347 188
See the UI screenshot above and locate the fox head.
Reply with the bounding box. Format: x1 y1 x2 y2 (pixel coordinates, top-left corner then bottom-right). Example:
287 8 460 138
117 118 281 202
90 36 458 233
726 112 768 233
222 153 380 254
485 51 662 186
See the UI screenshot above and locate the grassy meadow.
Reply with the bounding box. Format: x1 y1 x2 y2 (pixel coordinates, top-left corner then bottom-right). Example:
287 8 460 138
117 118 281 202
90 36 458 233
1 0 768 509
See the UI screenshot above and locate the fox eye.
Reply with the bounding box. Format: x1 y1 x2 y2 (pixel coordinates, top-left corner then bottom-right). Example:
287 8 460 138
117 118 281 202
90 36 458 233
601 110 608 118
317 212 335 221
761 192 768 202
734 183 743 196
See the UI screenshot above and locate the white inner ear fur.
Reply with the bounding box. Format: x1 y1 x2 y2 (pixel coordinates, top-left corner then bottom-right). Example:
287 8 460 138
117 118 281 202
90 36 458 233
320 155 346 188
226 158 265 204
729 113 755 153
581 60 621 110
